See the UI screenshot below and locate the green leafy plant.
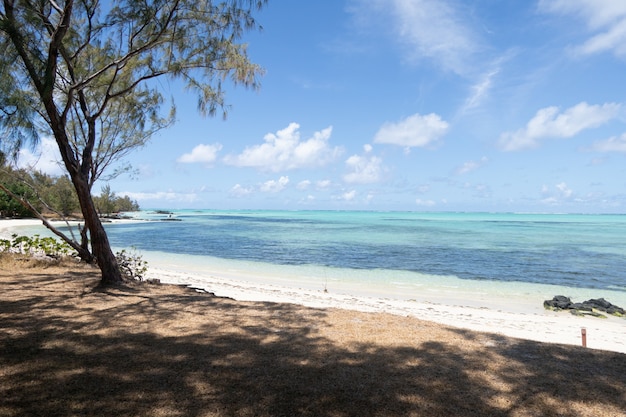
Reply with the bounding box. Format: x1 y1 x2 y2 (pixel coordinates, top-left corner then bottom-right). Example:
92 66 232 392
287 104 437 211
33 236 74 257
1 234 76 258
115 249 148 281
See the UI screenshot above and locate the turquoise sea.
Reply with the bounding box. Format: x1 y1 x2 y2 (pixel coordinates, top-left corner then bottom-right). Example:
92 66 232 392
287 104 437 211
103 210 626 292
10 210 626 307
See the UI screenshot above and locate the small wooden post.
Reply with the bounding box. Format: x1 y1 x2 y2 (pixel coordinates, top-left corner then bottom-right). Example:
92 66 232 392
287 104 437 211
581 328 587 347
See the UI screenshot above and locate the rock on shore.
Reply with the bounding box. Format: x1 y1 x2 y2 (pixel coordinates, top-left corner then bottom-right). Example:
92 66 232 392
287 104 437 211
544 296 625 318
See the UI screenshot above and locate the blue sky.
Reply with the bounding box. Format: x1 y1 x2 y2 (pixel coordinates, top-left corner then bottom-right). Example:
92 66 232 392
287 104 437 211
19 0 626 212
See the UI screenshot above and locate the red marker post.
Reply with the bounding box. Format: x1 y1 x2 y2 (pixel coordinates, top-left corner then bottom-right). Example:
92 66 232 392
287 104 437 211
581 328 587 348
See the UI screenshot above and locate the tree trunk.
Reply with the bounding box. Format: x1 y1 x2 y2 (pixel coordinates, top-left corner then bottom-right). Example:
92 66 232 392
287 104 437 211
49 126 123 285
3 1 123 286
72 176 123 285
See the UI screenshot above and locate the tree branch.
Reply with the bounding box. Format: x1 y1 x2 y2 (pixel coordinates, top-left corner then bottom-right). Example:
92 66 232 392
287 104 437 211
69 0 181 95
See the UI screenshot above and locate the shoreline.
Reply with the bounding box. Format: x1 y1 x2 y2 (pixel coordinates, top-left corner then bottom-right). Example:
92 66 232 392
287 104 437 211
2 218 625 354
0 218 47 237
145 264 626 354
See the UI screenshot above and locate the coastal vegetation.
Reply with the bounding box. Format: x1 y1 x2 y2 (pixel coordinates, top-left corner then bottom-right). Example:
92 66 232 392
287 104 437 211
0 162 138 218
0 0 267 284
0 233 148 281
0 233 75 258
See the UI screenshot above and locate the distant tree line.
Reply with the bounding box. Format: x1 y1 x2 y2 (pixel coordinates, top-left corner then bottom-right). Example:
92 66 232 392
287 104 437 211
94 184 140 217
1 160 139 219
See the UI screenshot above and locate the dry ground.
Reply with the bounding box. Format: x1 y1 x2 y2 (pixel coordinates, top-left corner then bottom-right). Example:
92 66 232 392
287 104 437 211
1 255 625 417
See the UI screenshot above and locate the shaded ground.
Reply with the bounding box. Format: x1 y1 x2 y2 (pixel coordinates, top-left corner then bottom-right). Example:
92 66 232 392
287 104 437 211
1 256 625 416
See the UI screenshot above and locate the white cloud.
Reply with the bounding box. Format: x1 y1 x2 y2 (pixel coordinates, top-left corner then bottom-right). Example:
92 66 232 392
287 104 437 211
121 191 198 203
539 0 626 57
230 184 254 197
462 67 501 112
316 180 332 189
459 49 519 114
579 21 626 56
556 182 573 198
224 123 343 172
498 102 621 151
260 176 289 193
373 113 449 149
340 190 357 201
343 154 384 184
589 156 608 166
469 183 492 198
415 198 436 207
456 157 488 175
351 0 479 75
17 137 65 176
177 143 223 165
541 182 574 205
591 132 626 152
297 180 311 190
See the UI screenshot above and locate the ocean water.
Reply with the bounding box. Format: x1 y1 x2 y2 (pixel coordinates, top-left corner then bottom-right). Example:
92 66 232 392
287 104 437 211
8 210 626 307
99 210 626 293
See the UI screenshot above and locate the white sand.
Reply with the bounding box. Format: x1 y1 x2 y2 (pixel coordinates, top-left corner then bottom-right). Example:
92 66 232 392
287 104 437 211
145 266 626 355
0 218 140 239
2 218 625 354
0 218 44 237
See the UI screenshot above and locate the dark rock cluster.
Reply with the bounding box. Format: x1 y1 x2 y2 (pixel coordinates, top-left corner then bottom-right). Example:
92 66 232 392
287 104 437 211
544 296 625 318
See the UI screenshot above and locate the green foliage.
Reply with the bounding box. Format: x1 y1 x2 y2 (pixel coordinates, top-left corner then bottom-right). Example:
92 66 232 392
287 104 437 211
1 162 137 218
95 184 117 216
94 184 140 215
0 180 40 218
41 175 80 216
115 249 149 281
1 234 76 258
115 195 140 213
27 172 81 216
1 234 150 282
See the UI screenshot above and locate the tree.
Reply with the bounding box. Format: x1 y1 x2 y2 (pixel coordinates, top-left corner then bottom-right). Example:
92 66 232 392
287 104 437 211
115 195 139 212
51 175 80 216
0 161 41 217
0 176 40 217
95 184 117 217
93 183 139 215
0 0 266 284
1 159 83 217
30 171 79 216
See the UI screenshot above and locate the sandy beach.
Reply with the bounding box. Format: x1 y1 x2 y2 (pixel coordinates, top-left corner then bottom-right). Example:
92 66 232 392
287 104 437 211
3 218 624 355
0 218 45 236
2 253 626 416
146 265 626 354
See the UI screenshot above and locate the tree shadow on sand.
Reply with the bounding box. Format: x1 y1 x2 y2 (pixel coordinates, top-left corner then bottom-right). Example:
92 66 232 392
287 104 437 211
1 271 625 417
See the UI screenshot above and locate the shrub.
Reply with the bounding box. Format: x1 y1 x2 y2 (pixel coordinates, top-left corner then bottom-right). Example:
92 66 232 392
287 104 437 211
1 234 76 258
115 248 148 281
1 234 149 281
0 238 10 252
